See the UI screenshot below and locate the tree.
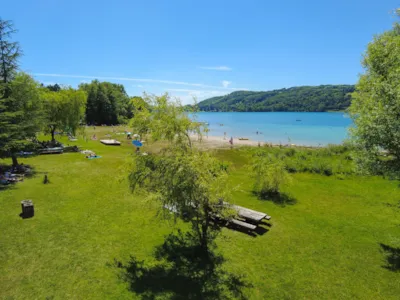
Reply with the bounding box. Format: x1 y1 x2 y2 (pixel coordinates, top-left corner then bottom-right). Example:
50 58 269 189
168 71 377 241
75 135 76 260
130 149 231 251
46 83 61 92
41 88 87 142
129 94 232 251
0 20 42 166
130 93 201 149
79 80 133 125
349 13 400 177
250 150 291 199
0 73 43 166
0 18 21 99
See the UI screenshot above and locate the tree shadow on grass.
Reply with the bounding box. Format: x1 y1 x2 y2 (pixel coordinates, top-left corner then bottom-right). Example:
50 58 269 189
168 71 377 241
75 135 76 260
0 183 16 192
112 230 251 299
380 243 400 272
252 191 297 207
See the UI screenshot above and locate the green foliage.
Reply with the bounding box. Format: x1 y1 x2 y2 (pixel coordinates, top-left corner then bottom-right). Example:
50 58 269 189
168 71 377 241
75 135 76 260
130 93 202 150
222 145 354 177
45 83 61 92
350 19 400 178
0 20 42 166
129 94 231 250
197 85 355 112
250 150 292 198
129 149 232 249
79 80 134 125
0 18 21 97
0 73 42 165
41 88 87 141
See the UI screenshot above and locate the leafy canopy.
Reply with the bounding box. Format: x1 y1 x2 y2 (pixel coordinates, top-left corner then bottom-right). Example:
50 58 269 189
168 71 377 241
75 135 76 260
41 88 87 141
349 14 400 177
129 94 232 250
79 80 133 125
250 150 292 198
0 19 42 165
0 73 43 162
130 93 201 149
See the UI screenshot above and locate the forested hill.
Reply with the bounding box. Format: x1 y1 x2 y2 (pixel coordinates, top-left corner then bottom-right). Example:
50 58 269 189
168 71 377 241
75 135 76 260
197 85 355 112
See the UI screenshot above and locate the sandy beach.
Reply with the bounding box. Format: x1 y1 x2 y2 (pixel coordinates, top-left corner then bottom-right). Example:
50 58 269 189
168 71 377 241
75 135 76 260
190 134 321 149
191 135 265 149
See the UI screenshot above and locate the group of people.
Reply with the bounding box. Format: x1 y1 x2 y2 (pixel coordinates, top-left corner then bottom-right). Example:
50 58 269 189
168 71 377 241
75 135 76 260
0 164 29 185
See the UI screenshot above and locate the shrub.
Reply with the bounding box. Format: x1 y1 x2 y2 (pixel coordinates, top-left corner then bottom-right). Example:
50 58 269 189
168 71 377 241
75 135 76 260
250 151 292 198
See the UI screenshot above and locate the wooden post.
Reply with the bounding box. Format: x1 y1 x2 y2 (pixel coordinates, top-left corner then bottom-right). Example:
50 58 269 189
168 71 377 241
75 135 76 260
21 200 34 218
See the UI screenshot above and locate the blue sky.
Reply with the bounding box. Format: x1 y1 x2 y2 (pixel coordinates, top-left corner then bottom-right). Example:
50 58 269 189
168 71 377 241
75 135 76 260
3 0 399 103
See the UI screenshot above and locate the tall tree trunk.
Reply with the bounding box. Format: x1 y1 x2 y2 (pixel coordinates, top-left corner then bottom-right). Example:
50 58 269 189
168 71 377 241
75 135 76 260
51 127 56 142
11 154 18 167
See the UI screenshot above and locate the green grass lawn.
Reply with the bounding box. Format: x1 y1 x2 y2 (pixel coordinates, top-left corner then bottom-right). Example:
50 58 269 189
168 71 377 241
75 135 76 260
1 127 399 299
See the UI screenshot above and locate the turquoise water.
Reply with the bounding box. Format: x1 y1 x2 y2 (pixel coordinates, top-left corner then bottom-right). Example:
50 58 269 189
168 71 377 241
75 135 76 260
194 112 353 146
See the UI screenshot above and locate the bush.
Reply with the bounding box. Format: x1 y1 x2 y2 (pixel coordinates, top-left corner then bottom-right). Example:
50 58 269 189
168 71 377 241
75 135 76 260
250 151 292 199
285 148 296 157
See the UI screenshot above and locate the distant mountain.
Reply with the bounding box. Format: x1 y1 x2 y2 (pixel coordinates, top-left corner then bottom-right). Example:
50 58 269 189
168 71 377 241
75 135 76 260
197 85 355 112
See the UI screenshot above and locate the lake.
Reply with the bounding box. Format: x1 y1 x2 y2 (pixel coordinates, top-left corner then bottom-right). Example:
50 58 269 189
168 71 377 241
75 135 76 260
194 112 353 146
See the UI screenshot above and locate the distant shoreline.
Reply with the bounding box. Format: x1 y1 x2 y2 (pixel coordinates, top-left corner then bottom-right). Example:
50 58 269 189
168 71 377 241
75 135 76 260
196 111 347 113
191 135 331 149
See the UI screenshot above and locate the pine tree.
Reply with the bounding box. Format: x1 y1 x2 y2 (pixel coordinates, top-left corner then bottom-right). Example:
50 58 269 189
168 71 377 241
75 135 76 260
0 19 42 166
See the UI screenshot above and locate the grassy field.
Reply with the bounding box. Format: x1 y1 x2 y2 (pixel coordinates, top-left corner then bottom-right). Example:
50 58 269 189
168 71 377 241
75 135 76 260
1 126 399 299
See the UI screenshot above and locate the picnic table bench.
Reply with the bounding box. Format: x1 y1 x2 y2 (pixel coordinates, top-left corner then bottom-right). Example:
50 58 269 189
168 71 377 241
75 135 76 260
230 219 257 230
224 202 271 222
164 202 271 232
234 205 271 222
39 147 63 154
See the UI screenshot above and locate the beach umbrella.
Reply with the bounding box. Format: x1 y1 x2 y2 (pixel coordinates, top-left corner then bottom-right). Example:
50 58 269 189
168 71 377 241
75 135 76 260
132 140 143 147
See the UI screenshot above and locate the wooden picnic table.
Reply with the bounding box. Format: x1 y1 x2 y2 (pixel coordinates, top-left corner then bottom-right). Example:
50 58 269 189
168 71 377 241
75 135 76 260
227 203 271 223
164 202 271 232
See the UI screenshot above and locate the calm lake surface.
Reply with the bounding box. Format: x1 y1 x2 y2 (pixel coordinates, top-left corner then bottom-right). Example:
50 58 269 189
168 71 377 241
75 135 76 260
194 112 353 146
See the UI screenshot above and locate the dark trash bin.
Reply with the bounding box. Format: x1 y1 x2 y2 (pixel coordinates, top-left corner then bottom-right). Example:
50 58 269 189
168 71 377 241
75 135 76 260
21 200 34 218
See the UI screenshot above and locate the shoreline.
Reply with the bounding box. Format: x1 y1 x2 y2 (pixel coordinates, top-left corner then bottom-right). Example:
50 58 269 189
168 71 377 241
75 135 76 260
191 135 330 149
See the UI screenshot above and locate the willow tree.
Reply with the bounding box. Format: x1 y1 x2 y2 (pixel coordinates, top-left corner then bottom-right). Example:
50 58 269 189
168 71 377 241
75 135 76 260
41 88 87 142
349 12 400 177
129 94 232 251
250 150 291 199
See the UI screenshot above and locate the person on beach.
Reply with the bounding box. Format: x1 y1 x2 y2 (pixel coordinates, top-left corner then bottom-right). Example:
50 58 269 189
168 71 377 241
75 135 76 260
224 132 226 140
229 137 233 145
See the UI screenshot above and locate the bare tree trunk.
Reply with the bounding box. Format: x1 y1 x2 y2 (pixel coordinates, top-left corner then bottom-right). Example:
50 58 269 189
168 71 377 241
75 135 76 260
11 154 18 167
51 127 56 142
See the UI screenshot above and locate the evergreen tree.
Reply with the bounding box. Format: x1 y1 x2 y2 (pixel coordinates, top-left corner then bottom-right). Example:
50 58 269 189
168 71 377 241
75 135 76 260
0 18 20 98
0 73 43 166
0 19 42 166
79 80 133 125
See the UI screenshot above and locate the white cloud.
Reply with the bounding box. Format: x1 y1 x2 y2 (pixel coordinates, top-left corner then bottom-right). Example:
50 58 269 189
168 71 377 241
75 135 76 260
222 80 231 88
33 73 242 91
199 66 232 71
